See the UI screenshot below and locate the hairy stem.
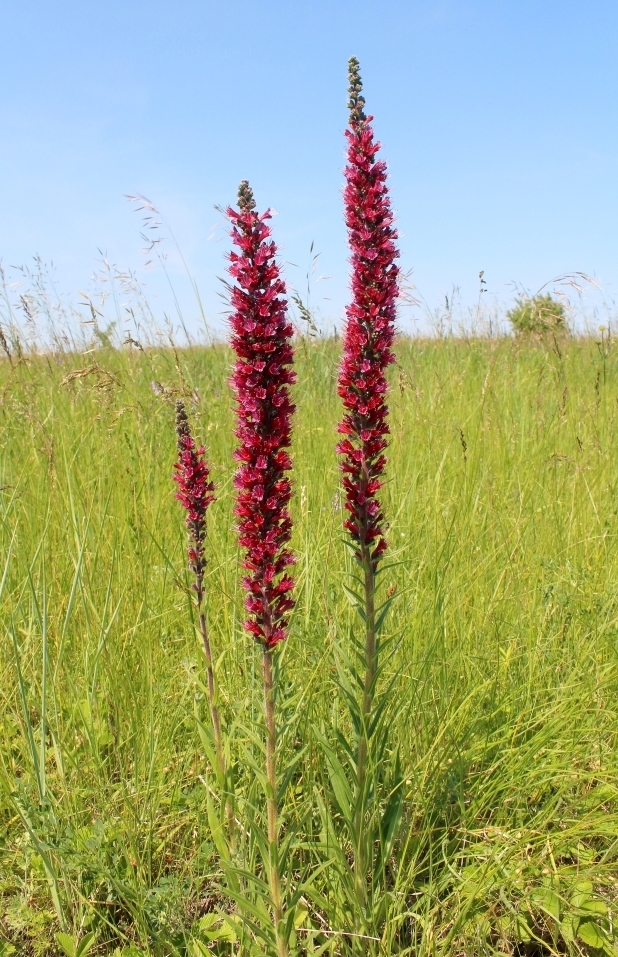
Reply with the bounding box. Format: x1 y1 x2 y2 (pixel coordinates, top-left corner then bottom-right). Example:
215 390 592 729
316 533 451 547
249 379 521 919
263 647 288 957
354 536 377 915
196 576 235 841
358 545 377 775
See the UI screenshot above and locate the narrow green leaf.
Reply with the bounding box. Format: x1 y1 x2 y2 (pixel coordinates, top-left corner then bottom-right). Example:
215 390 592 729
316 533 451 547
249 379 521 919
75 933 97 957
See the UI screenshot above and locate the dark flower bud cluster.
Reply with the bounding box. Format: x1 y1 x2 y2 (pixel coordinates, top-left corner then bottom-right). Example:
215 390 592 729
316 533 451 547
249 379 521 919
173 401 215 585
347 54 367 126
227 181 297 648
337 57 399 571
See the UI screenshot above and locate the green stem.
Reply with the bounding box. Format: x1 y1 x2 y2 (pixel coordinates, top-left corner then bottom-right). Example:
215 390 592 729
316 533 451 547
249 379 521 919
263 647 288 957
197 607 224 774
196 579 235 842
40 559 48 803
354 542 377 913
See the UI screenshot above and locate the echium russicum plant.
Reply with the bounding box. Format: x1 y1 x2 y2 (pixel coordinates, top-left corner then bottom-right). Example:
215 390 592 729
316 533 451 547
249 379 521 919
173 402 227 786
338 56 398 575
227 179 296 957
174 400 215 588
336 55 400 928
228 180 296 649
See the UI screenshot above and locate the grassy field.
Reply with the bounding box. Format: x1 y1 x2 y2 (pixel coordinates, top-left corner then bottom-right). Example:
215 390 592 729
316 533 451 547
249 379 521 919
1 335 617 956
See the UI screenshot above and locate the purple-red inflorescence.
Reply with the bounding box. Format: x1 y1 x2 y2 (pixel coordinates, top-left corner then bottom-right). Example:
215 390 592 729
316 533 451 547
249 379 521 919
173 401 216 586
337 57 399 572
227 180 296 649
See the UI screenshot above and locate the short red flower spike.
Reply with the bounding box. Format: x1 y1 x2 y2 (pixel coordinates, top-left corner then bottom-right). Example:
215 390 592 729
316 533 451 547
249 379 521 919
337 57 399 572
228 181 296 648
173 401 215 586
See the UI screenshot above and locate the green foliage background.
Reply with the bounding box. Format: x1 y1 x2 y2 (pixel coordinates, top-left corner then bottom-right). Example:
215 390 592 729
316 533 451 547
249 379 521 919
1 335 617 955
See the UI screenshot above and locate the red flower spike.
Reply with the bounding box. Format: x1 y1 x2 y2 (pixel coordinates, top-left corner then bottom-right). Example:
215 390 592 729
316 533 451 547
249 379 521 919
228 180 296 649
337 57 399 572
173 401 216 585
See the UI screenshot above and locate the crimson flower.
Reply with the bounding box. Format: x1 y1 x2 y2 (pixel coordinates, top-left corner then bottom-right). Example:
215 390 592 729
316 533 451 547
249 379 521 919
337 57 399 571
173 401 215 587
228 180 296 648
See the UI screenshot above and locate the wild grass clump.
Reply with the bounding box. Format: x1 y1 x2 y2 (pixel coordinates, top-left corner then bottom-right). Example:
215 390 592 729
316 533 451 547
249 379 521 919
507 293 569 336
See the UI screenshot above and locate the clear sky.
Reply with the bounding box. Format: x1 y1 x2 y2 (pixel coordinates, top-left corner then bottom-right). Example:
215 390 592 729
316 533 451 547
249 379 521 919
1 0 617 339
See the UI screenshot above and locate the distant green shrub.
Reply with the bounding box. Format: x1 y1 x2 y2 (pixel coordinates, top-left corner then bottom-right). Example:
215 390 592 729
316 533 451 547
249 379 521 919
507 293 568 336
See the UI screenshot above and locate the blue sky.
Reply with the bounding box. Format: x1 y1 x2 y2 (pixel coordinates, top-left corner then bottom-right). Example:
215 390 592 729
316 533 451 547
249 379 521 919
1 0 617 338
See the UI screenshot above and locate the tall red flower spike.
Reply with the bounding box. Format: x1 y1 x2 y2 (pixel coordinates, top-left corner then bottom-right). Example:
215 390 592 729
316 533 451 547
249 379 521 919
337 56 399 572
173 400 216 589
228 180 296 649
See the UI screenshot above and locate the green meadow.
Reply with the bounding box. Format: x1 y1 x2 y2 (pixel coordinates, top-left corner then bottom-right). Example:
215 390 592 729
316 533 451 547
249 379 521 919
1 335 617 956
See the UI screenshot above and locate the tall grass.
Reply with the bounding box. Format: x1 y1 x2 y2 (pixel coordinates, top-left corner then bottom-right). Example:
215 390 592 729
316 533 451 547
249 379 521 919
1 334 617 956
